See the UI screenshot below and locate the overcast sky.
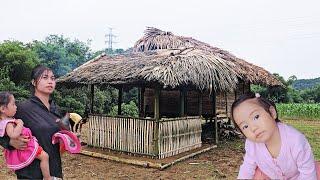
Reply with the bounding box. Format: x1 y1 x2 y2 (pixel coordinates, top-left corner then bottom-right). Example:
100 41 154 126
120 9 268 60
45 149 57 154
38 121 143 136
1 0 320 80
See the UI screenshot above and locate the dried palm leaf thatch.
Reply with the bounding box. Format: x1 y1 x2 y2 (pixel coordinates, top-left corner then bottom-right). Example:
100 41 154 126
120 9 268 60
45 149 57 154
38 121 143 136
133 48 239 91
58 27 282 90
58 48 239 91
134 27 282 87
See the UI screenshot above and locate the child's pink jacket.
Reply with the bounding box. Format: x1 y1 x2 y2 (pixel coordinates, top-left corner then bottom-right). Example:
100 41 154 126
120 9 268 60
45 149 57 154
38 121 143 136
238 122 318 179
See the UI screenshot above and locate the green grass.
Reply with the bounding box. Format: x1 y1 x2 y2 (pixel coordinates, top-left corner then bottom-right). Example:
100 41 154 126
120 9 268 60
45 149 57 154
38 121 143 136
284 119 320 160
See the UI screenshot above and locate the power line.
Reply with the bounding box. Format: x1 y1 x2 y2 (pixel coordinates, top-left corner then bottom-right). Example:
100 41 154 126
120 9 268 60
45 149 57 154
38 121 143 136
105 27 118 52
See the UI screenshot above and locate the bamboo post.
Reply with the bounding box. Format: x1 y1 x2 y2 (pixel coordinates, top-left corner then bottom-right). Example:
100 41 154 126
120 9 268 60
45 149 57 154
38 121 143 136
180 88 186 117
153 87 160 156
118 86 123 116
154 87 160 120
212 89 218 144
212 89 216 117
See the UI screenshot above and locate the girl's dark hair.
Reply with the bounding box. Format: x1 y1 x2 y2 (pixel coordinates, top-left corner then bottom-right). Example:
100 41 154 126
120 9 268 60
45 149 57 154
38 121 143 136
231 92 280 130
0 91 13 110
30 65 53 94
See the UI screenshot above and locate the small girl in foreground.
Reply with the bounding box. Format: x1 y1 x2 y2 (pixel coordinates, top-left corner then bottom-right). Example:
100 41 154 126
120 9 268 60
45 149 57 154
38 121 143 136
0 92 51 180
231 92 320 179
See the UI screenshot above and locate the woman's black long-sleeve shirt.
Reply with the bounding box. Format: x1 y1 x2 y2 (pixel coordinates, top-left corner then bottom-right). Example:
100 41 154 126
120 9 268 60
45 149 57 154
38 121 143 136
13 96 63 179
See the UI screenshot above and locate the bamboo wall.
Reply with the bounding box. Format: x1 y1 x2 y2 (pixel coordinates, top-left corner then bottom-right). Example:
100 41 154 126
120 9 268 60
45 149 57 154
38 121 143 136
144 88 214 118
200 91 214 116
159 90 180 117
186 91 199 115
158 116 202 159
216 91 226 115
88 115 155 155
215 91 236 117
87 115 202 159
143 82 250 119
144 89 155 117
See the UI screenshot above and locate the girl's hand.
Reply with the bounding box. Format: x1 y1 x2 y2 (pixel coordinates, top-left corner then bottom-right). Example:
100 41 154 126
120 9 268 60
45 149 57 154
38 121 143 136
9 135 29 150
15 119 24 126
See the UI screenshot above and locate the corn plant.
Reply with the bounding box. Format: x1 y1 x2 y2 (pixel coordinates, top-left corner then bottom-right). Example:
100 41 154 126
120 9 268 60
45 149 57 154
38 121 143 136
277 103 320 120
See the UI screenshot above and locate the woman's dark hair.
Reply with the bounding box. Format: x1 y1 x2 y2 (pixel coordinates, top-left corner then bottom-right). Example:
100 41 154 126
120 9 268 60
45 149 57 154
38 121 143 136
0 92 13 114
30 65 53 94
231 92 280 130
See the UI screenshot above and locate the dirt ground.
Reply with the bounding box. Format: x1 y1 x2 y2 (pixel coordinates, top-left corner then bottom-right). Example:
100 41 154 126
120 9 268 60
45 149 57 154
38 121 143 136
0 142 244 180
0 123 244 180
61 141 243 180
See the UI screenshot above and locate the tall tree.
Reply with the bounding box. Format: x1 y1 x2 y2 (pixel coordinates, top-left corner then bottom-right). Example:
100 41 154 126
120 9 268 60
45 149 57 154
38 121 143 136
31 35 92 77
0 41 39 85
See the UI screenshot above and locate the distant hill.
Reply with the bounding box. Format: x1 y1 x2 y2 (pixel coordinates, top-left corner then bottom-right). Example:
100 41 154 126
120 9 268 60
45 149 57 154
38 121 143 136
293 77 320 90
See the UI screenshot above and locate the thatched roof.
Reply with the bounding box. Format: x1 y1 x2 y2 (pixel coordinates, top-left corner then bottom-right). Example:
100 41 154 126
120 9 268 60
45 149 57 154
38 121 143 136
58 48 239 91
58 27 282 91
134 27 282 87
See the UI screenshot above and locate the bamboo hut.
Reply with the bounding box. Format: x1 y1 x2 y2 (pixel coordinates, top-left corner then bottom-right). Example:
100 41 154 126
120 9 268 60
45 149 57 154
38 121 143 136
58 27 282 159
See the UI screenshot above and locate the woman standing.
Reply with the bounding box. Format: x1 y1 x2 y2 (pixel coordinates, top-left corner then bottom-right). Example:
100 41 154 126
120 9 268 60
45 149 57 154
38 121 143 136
0 65 63 179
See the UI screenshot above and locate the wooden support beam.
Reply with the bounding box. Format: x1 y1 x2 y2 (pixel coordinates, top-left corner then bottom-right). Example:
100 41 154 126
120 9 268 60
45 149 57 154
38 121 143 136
180 88 186 117
154 88 160 120
159 145 217 170
80 145 218 170
212 89 216 117
153 87 160 156
80 150 159 168
211 89 218 144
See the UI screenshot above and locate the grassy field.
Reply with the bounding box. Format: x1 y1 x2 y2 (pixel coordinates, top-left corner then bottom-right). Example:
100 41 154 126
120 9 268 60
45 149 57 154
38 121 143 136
284 119 320 160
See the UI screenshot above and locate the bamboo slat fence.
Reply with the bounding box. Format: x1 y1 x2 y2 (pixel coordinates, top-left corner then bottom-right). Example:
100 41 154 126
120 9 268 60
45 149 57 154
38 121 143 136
87 115 202 159
158 116 202 158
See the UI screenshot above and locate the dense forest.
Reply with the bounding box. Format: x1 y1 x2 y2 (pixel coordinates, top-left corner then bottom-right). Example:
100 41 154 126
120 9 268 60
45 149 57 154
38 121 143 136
1 35 319 118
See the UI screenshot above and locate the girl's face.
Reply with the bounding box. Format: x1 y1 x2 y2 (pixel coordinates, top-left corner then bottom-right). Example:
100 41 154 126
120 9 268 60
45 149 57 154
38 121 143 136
0 95 17 118
33 70 56 95
233 99 277 143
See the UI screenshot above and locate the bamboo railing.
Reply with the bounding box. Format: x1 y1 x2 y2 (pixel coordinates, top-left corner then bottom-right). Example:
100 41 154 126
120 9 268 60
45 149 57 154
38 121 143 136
87 115 202 158
158 116 202 158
